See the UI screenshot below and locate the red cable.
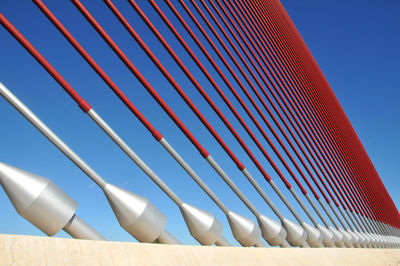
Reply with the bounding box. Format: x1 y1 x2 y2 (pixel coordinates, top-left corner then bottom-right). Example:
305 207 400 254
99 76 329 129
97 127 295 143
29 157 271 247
247 0 364 216
238 0 356 210
268 3 384 221
260 1 372 217
0 13 91 113
119 0 295 185
260 0 384 222
191 0 327 201
71 0 211 160
227 0 350 210
234 0 354 212
202 0 341 205
32 0 164 141
155 0 307 191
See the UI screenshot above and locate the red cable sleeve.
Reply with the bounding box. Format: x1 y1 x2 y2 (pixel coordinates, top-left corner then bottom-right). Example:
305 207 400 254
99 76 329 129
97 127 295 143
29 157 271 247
0 13 91 113
71 0 210 159
32 0 163 141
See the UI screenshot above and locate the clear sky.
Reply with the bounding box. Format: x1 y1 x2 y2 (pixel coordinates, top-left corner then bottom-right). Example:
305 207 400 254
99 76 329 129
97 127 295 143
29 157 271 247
0 1 398 246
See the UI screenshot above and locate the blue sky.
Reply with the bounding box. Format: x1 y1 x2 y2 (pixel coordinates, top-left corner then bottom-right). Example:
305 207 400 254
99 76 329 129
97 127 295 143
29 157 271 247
0 1 398 245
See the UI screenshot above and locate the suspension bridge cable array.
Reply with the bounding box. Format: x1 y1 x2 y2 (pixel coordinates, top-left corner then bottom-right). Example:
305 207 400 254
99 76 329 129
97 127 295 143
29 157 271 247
0 0 398 249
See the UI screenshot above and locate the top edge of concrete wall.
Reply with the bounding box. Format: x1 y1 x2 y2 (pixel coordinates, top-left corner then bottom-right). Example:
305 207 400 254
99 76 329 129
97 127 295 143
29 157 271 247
0 234 399 266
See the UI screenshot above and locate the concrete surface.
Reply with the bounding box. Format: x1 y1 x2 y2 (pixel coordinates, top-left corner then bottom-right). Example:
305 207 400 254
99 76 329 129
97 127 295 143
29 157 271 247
0 234 399 265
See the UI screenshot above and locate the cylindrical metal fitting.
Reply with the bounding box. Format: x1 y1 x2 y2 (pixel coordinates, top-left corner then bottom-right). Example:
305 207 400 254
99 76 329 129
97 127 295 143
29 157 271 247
0 162 77 236
281 218 307 247
63 214 106 240
226 211 262 247
0 162 106 241
257 214 289 247
180 202 225 246
102 183 167 243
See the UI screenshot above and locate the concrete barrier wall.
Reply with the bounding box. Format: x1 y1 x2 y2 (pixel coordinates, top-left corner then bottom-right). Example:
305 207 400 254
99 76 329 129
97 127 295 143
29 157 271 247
1 234 399 265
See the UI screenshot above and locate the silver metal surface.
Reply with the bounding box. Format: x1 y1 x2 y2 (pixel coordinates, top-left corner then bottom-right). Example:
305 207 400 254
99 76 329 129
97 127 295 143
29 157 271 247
302 222 323 247
241 169 298 247
102 183 167 243
317 224 336 247
212 153 309 247
279 239 292 248
351 212 376 247
349 211 373 247
377 221 388 236
358 214 372 234
335 204 353 230
205 156 260 217
354 231 368 248
345 209 363 232
241 169 284 221
361 216 383 247
338 206 366 247
289 189 330 248
0 84 178 244
161 139 265 247
370 219 387 247
206 156 299 247
157 230 181 244
345 229 361 248
0 162 77 236
88 110 183 205
0 162 105 240
63 214 107 240
179 202 224 246
226 211 262 247
215 236 231 246
354 210 380 247
339 228 354 248
269 180 303 224
326 205 360 247
254 241 267 247
289 189 318 227
89 110 233 246
318 199 339 229
369 218 382 236
238 171 320 247
89 110 231 245
304 194 328 228
281 218 307 247
368 233 377 248
374 220 384 235
257 214 289 247
328 226 345 247
0 83 106 188
159 138 229 214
